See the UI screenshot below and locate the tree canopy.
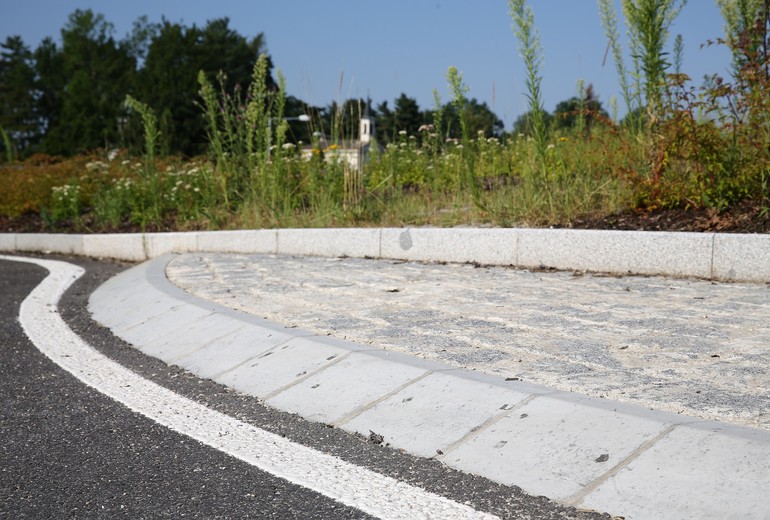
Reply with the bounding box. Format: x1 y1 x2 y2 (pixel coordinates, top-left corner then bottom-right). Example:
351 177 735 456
0 36 37 157
552 84 608 132
0 9 509 159
0 9 275 158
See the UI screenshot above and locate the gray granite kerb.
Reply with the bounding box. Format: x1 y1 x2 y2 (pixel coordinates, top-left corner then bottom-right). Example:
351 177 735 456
2 226 770 282
87 253 770 520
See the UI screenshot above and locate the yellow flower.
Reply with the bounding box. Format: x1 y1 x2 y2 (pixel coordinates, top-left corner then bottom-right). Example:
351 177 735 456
558 137 569 142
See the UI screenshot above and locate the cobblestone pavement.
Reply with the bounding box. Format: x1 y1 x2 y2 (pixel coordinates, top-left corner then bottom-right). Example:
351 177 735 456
167 253 770 431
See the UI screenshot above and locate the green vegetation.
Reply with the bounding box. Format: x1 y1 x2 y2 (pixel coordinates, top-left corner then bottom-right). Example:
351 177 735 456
0 2 769 233
508 0 549 178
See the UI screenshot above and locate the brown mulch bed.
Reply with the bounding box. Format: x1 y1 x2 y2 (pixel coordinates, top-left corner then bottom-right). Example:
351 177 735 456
1 199 769 234
568 198 770 234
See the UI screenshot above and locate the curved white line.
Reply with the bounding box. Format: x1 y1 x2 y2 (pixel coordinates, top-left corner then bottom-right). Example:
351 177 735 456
2 255 499 520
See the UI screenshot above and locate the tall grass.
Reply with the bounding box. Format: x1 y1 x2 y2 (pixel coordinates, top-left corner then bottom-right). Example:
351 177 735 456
622 0 688 124
508 0 549 178
3 1 768 233
599 0 639 124
446 66 479 203
123 95 163 228
717 0 767 72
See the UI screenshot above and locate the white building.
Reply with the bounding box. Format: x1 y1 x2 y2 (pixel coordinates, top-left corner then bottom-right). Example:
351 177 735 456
302 117 377 171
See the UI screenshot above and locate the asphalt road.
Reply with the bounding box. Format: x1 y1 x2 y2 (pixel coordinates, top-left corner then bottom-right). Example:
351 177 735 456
0 255 610 519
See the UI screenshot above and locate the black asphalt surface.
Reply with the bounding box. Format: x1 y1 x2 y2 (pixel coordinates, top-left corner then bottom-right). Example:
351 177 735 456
0 254 611 519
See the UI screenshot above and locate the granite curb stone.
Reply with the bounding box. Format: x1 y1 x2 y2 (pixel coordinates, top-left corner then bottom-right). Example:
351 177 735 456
2 227 768 282
86 254 770 519
712 232 770 282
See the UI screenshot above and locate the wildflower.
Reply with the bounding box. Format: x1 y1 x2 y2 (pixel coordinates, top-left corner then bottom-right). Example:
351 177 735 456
194 187 200 192
558 137 569 142
108 148 120 161
86 161 107 172
547 143 555 150
398 130 407 136
282 143 296 150
418 124 434 132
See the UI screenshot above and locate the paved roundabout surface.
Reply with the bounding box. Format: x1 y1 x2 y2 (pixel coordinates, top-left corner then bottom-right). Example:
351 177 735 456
168 252 770 431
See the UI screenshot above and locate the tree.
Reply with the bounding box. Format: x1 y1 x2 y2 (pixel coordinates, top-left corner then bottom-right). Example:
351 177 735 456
374 93 424 143
0 36 38 157
40 9 137 154
137 17 273 156
375 100 393 143
513 108 553 136
135 20 201 155
442 98 504 138
124 15 158 62
33 37 65 154
463 98 504 137
197 19 269 92
553 84 609 132
392 93 424 136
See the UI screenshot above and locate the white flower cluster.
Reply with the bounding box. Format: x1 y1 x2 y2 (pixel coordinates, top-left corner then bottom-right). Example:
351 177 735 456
51 184 80 201
86 161 108 172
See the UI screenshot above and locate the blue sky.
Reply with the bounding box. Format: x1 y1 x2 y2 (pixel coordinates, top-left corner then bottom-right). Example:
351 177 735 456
1 0 732 129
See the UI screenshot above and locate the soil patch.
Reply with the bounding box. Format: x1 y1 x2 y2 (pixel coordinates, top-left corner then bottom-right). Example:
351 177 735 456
1 198 768 234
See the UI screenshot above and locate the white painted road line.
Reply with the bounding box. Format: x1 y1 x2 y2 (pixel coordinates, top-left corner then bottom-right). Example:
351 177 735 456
3 255 500 520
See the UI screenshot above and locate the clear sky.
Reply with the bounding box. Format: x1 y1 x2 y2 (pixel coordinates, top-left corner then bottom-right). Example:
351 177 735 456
1 0 733 129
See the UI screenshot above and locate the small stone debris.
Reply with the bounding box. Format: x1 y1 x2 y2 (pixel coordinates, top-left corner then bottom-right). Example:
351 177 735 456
595 453 610 463
368 430 384 444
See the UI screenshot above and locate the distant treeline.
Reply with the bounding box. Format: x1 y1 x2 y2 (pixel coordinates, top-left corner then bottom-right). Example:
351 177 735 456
0 9 507 159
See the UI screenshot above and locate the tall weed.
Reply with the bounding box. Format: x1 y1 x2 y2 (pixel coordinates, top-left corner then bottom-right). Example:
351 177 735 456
622 0 687 124
508 0 549 178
